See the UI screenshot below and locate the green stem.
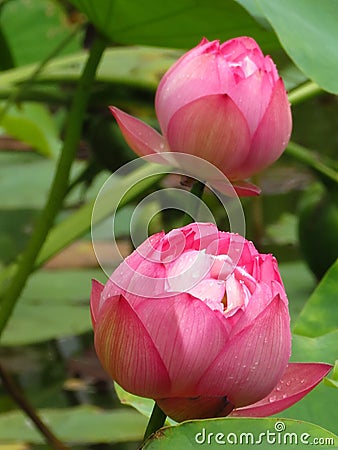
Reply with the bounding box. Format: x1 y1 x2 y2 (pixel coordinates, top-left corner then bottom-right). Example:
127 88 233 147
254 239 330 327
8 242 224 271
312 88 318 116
0 26 79 124
0 364 70 450
180 179 205 227
0 33 107 337
288 80 322 105
143 403 167 442
250 174 264 251
286 141 338 184
0 25 15 70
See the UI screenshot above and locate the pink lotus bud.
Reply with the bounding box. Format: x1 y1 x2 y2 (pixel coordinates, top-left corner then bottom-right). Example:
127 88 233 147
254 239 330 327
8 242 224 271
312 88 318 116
111 37 292 195
91 223 331 421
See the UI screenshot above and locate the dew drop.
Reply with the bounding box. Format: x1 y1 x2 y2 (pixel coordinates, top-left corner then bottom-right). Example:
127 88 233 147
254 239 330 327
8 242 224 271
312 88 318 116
269 395 277 403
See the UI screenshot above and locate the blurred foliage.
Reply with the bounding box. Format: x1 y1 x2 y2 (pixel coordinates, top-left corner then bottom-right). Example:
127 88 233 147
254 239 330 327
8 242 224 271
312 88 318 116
0 0 337 448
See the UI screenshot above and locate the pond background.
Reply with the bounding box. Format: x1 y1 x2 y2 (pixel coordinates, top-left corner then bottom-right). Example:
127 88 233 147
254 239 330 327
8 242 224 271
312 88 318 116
0 0 337 448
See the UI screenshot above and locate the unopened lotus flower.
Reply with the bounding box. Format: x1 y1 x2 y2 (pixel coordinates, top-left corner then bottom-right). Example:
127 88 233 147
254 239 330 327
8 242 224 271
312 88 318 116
111 37 292 195
91 223 330 422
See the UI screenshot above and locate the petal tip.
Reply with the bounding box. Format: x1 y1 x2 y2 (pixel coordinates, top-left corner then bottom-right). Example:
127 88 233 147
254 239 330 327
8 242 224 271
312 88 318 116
90 279 104 327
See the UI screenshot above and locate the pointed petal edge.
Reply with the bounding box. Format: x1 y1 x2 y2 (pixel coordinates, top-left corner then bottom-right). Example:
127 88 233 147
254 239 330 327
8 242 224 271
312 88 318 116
90 279 104 327
95 294 171 398
230 362 332 417
110 106 166 157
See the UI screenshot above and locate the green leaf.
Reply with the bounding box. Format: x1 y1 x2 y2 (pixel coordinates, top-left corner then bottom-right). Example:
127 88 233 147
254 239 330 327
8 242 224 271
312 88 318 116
114 383 176 426
1 0 81 66
278 261 315 325
0 152 87 209
324 360 338 389
257 0 338 93
0 162 165 305
266 213 298 246
68 0 279 51
1 102 61 157
0 209 37 265
291 331 338 363
36 162 165 268
0 269 106 346
293 259 338 337
114 383 156 419
0 152 55 209
272 382 338 436
289 332 337 431
142 417 337 448
0 405 146 444
0 46 182 91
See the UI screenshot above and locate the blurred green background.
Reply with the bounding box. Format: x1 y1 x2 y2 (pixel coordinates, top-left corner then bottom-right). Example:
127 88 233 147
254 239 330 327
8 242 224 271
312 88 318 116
0 0 337 448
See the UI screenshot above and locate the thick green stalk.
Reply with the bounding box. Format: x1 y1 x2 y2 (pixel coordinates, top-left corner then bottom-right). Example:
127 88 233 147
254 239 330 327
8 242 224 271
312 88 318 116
286 141 338 184
288 80 322 105
143 403 167 442
0 34 107 337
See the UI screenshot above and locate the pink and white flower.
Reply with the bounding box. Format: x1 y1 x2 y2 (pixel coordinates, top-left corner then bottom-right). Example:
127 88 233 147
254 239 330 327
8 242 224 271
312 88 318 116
91 223 330 421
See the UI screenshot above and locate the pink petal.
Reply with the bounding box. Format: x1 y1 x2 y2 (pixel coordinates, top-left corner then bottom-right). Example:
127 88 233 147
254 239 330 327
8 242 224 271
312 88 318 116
232 180 261 196
165 250 214 294
90 279 104 327
157 395 234 422
188 278 226 312
228 71 273 135
167 222 219 254
156 40 233 134
220 37 264 62
252 254 280 284
209 179 261 197
235 79 292 179
135 293 230 396
110 106 167 158
196 294 291 407
166 94 251 175
230 362 332 417
102 232 168 300
94 294 171 398
227 285 285 335
223 273 248 316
